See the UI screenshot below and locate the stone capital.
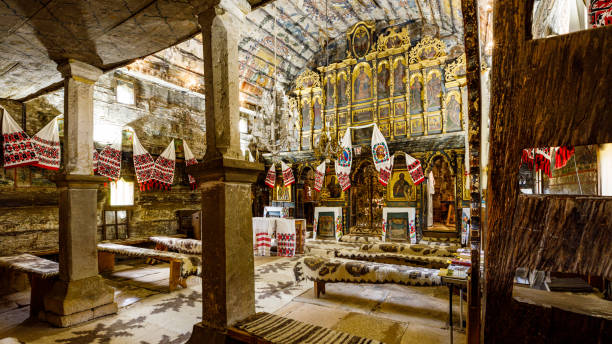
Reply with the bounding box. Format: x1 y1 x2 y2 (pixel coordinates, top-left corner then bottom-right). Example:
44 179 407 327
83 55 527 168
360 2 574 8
51 174 107 189
195 0 250 23
187 157 263 184
57 59 103 84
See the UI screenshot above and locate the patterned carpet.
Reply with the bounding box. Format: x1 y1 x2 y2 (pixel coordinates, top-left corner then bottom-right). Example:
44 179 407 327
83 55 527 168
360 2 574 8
0 257 309 344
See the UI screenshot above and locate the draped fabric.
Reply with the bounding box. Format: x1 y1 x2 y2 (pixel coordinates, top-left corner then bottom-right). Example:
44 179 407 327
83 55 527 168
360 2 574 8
1 110 37 168
314 161 326 191
265 164 276 188
93 149 99 172
276 219 296 257
183 140 198 190
31 116 60 170
97 145 122 180
371 124 392 185
132 132 155 190
554 146 575 169
335 130 353 191
281 161 295 186
151 140 175 190
252 217 274 256
535 147 552 177
405 153 425 185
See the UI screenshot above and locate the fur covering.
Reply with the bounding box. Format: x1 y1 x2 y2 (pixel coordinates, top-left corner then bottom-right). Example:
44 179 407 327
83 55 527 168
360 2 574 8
149 236 201 254
0 254 59 278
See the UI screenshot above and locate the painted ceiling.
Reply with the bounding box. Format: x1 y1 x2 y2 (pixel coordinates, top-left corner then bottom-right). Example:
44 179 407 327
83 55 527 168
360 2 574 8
237 0 465 104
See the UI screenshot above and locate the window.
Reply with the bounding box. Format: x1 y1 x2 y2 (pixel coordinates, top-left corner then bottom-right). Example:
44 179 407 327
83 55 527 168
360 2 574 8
116 79 135 105
102 210 129 240
110 178 134 206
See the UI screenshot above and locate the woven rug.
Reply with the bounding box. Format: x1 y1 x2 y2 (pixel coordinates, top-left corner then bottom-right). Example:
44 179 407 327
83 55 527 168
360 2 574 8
254 257 310 313
149 236 201 255
236 312 382 344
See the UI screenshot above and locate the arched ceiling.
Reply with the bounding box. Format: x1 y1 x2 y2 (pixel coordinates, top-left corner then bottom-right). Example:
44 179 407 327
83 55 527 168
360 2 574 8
238 0 464 104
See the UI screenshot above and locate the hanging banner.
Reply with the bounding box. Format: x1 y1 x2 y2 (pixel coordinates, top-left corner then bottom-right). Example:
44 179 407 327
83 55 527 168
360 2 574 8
132 132 155 190
152 139 176 189
371 124 392 186
265 164 276 188
314 161 326 191
281 161 295 186
31 116 60 170
335 129 353 191
535 147 552 177
554 146 574 169
97 144 122 180
405 153 425 185
93 149 99 172
1 110 37 168
183 140 198 190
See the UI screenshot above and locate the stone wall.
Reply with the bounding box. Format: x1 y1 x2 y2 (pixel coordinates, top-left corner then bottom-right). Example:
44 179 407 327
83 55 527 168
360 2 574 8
0 66 205 256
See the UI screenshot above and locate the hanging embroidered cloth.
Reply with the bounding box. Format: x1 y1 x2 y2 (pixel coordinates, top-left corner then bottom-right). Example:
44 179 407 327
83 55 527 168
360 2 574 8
183 141 198 190
276 219 296 257
281 161 295 186
521 148 535 168
2 110 37 168
371 124 392 186
335 130 353 191
31 116 60 170
132 132 155 190
152 140 175 190
93 149 99 172
265 164 276 188
97 144 122 180
535 147 552 177
252 217 274 256
405 153 425 185
554 146 574 169
314 161 326 191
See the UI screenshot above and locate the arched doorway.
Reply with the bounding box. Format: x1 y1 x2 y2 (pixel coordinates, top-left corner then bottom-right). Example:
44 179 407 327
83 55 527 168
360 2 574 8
350 161 384 235
427 155 456 231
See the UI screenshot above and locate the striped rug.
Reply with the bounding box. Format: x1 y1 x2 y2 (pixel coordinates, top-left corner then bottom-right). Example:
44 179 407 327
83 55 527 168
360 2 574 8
236 312 383 344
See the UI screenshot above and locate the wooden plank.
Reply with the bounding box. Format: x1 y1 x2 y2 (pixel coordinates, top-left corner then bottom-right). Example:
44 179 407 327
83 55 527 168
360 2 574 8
97 251 115 273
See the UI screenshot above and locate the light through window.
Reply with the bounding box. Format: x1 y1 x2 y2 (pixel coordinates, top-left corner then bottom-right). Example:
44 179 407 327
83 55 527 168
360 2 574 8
116 79 135 105
110 178 134 206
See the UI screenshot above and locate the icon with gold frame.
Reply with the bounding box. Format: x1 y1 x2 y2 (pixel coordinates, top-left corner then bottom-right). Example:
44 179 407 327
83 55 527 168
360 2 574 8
387 169 416 201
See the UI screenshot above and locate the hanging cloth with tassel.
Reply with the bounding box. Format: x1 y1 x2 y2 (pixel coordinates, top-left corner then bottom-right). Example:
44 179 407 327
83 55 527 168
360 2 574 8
1 109 37 168
371 124 392 185
132 132 155 190
93 149 99 173
151 140 175 190
183 140 198 190
335 129 353 191
314 161 326 191
96 144 122 180
405 153 425 185
31 116 61 170
265 163 276 188
554 146 574 169
281 161 295 186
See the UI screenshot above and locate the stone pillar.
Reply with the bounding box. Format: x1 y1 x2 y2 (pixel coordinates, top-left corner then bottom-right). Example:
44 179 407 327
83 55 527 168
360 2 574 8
187 1 263 343
43 60 117 327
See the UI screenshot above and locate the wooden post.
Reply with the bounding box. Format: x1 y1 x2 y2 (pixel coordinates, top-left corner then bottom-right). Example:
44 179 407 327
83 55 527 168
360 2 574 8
460 0 483 343
169 260 181 291
97 251 115 273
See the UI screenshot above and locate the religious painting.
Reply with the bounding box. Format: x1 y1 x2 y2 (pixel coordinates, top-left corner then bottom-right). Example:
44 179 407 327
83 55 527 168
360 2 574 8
394 121 407 137
393 57 407 95
379 123 390 138
351 23 371 59
387 212 409 240
301 98 311 130
388 169 416 201
338 111 348 125
313 96 323 130
317 212 336 238
274 180 292 202
409 75 423 114
420 46 438 60
325 114 336 128
377 62 390 99
325 75 335 108
352 126 373 144
444 92 462 132
426 70 442 110
352 108 373 123
378 104 390 119
174 138 184 158
352 63 372 102
337 72 348 106
394 102 406 117
427 114 442 132
324 174 344 200
121 129 134 147
411 118 424 134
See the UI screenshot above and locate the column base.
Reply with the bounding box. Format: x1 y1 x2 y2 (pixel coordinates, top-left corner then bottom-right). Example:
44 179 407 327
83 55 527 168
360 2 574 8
42 275 117 327
186 322 232 344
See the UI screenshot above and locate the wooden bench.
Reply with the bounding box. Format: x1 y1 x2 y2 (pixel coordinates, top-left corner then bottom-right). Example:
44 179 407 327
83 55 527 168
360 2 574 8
0 254 59 317
293 256 442 298
149 236 201 254
97 243 201 291
233 312 382 344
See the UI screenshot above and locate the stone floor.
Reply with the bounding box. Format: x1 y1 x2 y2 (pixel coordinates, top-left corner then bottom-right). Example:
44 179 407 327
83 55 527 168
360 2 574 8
0 257 465 343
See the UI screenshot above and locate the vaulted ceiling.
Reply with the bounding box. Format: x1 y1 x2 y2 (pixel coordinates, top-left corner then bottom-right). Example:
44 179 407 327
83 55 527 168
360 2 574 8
0 0 464 102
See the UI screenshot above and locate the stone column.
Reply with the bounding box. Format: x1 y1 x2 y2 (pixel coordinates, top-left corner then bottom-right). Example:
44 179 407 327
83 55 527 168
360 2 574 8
43 60 117 327
187 1 263 343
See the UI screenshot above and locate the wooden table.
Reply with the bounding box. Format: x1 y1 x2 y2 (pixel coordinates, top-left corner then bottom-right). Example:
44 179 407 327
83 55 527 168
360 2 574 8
441 275 468 344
